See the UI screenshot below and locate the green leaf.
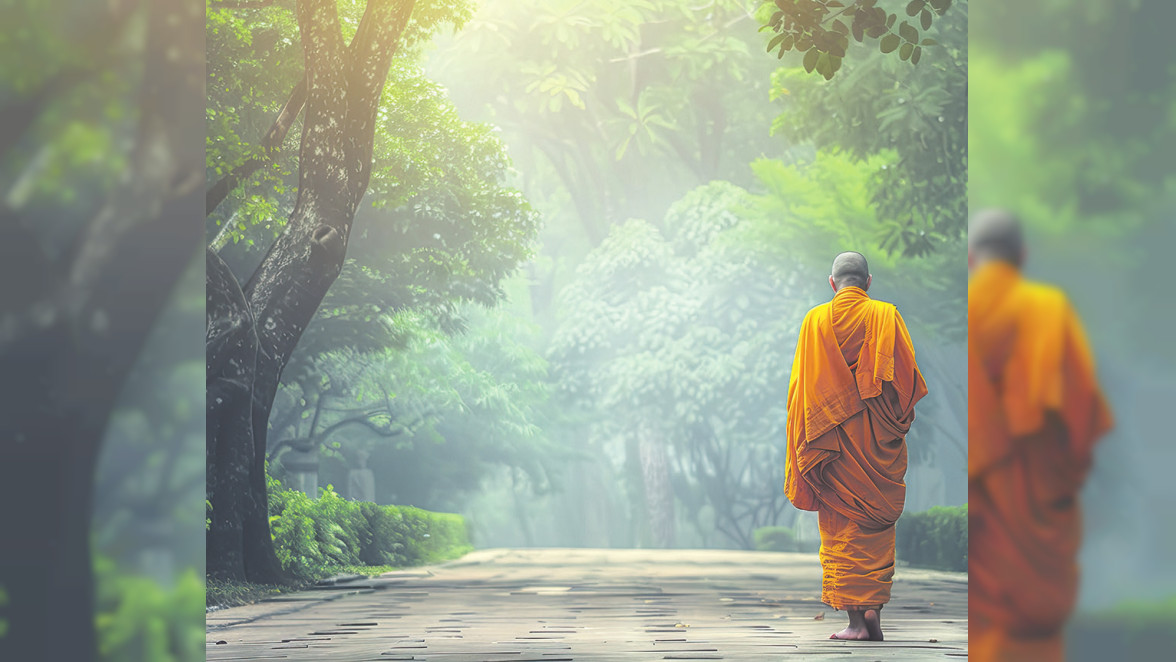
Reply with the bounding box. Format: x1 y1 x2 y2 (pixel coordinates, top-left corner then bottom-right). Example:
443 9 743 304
906 0 925 17
880 34 900 54
899 21 918 43
767 33 787 53
921 8 933 30
900 42 914 61
803 47 819 73
912 45 922 65
816 53 831 78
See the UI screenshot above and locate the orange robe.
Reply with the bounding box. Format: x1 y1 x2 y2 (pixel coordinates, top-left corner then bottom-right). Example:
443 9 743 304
786 286 928 610
968 262 1113 662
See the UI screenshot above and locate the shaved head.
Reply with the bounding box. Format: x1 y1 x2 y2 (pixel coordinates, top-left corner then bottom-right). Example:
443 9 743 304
831 251 870 290
969 208 1024 267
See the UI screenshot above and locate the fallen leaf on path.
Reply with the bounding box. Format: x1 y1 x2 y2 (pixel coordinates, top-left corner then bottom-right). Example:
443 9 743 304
929 639 938 643
814 612 825 620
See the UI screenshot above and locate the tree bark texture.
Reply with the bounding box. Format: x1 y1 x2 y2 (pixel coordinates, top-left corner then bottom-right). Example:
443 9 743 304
638 420 676 549
205 0 416 585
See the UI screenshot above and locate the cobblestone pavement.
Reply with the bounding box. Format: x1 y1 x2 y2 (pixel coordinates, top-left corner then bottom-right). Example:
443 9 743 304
207 548 968 661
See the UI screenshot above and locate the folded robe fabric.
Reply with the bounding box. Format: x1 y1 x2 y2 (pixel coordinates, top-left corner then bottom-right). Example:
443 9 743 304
968 262 1113 659
785 286 928 609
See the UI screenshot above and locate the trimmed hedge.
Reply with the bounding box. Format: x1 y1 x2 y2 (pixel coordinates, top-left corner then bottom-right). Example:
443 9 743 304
267 478 472 582
753 526 820 553
896 504 967 572
754 526 796 551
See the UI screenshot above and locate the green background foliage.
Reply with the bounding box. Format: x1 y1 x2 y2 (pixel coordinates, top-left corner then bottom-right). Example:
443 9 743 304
970 0 1176 625
895 504 967 572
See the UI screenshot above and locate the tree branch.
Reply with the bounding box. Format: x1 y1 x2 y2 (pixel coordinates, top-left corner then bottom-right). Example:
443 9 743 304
343 0 417 203
206 77 308 216
294 0 347 198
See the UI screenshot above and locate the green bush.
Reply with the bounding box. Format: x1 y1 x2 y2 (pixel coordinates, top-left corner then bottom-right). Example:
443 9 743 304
94 556 204 662
896 504 967 572
400 506 473 565
754 526 796 552
268 485 326 581
266 480 472 582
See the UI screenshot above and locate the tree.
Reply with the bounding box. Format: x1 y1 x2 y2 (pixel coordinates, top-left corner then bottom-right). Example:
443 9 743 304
549 183 804 549
0 0 202 658
428 0 783 304
760 0 954 79
206 0 421 584
767 0 966 261
205 0 539 584
305 306 563 513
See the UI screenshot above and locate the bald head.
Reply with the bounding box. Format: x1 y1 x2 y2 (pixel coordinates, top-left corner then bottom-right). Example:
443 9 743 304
969 208 1024 268
830 251 870 291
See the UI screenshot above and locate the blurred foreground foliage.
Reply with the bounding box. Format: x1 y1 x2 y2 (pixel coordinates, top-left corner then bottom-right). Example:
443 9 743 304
895 504 967 572
93 556 204 662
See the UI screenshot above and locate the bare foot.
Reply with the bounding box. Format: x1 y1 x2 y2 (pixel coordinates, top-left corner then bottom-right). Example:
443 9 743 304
863 608 883 641
829 625 871 640
830 608 872 640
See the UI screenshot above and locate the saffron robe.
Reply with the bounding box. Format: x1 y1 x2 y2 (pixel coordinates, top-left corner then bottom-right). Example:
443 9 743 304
968 262 1113 662
786 286 928 609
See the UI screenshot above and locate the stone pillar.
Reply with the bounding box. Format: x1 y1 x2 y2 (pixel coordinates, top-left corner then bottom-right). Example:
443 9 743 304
346 468 375 502
281 448 319 498
344 447 374 502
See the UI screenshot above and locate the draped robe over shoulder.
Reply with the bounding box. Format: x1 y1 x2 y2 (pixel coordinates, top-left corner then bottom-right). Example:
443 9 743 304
785 286 928 609
968 262 1113 662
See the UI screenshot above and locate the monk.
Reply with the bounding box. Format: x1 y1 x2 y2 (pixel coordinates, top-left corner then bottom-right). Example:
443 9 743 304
968 209 1113 662
785 251 928 641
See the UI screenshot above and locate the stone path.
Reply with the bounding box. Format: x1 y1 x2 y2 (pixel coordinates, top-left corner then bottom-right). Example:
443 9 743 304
207 548 968 660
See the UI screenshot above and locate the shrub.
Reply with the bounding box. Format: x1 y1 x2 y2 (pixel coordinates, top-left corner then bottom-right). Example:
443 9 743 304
896 504 967 572
266 481 472 582
268 486 324 581
754 526 797 552
399 507 473 565
309 486 364 568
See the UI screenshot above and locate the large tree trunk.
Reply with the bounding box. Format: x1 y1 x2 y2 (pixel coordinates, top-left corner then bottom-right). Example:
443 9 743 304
206 248 277 581
205 0 416 584
638 420 675 548
0 1 202 658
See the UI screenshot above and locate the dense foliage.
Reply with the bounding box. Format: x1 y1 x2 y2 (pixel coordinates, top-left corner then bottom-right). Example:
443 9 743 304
267 477 472 583
423 0 968 550
760 0 955 79
895 504 967 572
201 0 968 570
271 303 564 512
